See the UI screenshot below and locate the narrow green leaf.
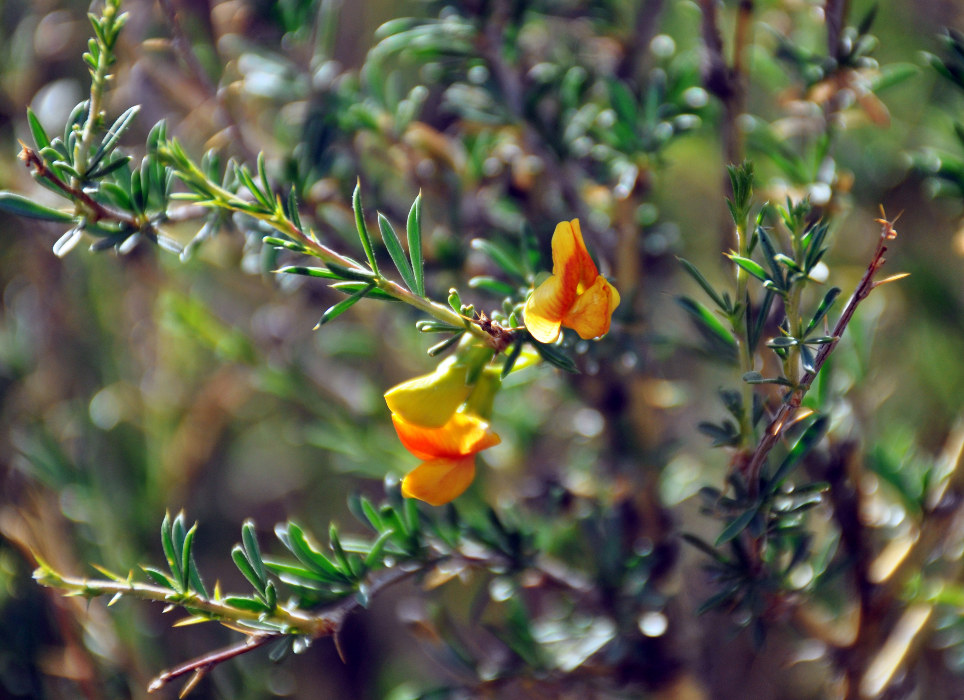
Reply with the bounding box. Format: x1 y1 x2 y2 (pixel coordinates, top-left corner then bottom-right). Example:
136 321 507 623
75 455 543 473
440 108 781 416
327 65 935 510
257 152 270 202
352 181 379 275
470 238 527 282
26 108 51 150
727 254 770 283
287 188 302 230
329 281 397 301
680 533 731 564
427 333 464 356
696 586 741 615
531 338 579 373
742 372 793 386
403 498 419 538
677 297 737 348
747 290 775 352
468 276 516 298
328 523 354 578
315 282 374 327
87 105 140 174
378 212 418 292
501 338 524 378
160 512 179 583
241 520 265 586
325 262 377 282
756 227 785 289
275 265 340 279
263 236 308 253
715 504 760 546
88 154 131 179
0 192 74 222
678 257 728 311
359 498 383 532
232 546 264 595
766 336 798 348
407 192 424 296
767 415 829 494
180 523 197 591
415 320 464 333
805 287 841 337
224 596 271 613
283 522 349 582
141 566 176 590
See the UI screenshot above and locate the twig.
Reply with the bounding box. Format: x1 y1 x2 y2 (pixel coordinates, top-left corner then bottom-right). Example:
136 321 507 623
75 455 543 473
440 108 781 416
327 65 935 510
147 634 275 693
825 0 850 61
616 0 666 82
698 0 755 252
156 0 256 163
744 210 902 492
19 143 145 231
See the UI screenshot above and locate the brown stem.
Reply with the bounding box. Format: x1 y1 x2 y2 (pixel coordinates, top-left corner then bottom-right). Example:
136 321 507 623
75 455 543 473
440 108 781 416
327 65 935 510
825 0 851 61
147 634 275 693
19 144 145 231
616 0 666 82
157 0 256 163
744 212 900 494
699 0 754 253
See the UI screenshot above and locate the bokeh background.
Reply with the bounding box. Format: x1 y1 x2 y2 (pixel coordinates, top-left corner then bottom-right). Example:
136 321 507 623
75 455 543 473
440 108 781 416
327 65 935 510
1 0 964 698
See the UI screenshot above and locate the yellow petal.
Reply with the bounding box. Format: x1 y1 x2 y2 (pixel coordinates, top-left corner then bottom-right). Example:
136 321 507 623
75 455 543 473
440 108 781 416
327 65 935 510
392 411 501 460
384 358 471 428
562 276 620 339
523 274 566 343
401 457 476 506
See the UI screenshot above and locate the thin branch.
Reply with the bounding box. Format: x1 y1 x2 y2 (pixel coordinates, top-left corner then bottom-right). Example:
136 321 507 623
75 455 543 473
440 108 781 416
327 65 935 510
19 143 145 230
156 0 257 163
744 211 901 491
825 0 850 61
148 634 275 693
616 0 666 82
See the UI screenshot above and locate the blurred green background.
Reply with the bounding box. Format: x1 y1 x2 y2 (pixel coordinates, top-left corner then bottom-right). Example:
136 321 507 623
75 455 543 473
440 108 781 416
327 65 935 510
1 0 963 698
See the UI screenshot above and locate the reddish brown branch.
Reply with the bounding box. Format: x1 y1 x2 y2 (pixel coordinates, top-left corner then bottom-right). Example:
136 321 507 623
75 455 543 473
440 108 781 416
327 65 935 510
18 143 145 231
744 212 901 491
156 0 256 163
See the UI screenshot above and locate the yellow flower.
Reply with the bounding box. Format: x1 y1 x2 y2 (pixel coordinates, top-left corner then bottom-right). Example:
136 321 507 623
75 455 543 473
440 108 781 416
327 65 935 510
383 357 472 428
393 411 501 505
523 219 620 344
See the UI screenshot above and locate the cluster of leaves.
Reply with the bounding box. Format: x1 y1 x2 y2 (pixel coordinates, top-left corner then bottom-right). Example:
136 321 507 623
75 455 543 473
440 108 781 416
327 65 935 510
918 28 964 200
676 162 844 633
35 486 675 695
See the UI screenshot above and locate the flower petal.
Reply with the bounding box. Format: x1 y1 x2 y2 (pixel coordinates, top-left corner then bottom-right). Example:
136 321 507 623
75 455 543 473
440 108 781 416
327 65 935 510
523 274 566 343
392 411 501 460
401 457 476 506
562 275 620 339
564 219 599 291
384 358 472 428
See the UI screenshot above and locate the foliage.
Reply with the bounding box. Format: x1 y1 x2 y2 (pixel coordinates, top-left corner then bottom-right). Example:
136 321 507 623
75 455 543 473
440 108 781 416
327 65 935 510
0 1 963 699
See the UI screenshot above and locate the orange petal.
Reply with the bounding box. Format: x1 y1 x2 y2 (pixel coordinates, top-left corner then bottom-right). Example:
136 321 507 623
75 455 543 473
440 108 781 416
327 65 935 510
392 412 501 460
401 457 476 506
567 219 599 290
551 220 594 299
562 276 620 339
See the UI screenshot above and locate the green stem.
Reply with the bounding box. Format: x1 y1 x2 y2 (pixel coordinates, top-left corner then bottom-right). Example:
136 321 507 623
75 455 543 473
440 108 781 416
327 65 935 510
732 220 754 446
33 566 336 637
168 149 488 340
74 0 121 183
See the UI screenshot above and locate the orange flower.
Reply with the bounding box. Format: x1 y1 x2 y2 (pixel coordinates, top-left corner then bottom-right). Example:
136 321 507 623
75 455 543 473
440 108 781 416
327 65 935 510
523 219 620 344
392 411 501 506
